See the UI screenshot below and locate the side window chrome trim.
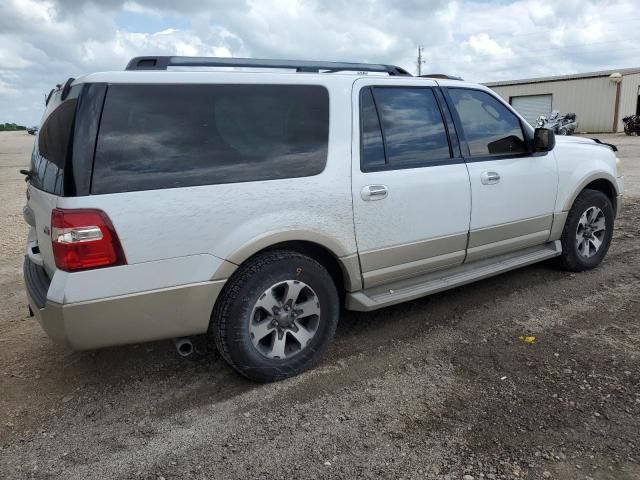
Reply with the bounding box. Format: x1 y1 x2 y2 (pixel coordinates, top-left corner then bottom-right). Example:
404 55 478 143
362 158 466 172
463 152 539 163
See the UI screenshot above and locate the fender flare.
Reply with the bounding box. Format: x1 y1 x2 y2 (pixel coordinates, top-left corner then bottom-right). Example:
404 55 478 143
216 229 362 291
562 172 619 212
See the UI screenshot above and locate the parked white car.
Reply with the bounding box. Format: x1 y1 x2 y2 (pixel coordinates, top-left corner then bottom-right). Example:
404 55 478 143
23 57 624 382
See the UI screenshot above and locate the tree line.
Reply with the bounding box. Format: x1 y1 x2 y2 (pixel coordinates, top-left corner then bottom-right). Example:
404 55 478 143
0 123 27 131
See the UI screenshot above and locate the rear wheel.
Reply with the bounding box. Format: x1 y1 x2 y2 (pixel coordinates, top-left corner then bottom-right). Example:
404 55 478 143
558 189 614 272
211 250 339 382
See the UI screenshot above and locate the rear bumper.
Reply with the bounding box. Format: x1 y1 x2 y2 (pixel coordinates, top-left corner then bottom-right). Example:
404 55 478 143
24 256 226 350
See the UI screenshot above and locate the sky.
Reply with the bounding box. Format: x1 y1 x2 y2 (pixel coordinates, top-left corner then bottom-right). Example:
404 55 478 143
1 0 639 126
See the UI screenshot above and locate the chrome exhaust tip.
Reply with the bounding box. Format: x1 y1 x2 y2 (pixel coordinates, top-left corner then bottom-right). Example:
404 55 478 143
173 337 194 357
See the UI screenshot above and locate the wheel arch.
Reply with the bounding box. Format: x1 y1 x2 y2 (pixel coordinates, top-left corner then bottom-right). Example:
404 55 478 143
562 173 619 216
222 233 362 294
261 241 355 295
583 178 618 214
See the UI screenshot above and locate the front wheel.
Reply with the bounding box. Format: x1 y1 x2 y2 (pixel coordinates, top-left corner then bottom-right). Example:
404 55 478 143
558 189 614 272
211 250 339 382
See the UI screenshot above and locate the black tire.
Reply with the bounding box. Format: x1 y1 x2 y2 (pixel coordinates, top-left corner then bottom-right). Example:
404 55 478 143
211 250 339 382
558 189 614 272
624 124 632 135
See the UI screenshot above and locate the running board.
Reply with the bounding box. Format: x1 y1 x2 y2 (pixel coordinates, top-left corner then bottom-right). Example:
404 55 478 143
346 241 562 312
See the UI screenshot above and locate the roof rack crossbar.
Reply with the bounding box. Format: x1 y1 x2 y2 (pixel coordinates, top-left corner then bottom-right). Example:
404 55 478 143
125 56 412 76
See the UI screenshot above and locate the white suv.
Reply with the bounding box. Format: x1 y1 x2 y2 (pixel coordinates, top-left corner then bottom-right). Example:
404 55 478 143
23 56 624 382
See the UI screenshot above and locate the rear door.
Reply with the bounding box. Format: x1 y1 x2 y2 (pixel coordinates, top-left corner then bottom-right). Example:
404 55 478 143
351 78 471 288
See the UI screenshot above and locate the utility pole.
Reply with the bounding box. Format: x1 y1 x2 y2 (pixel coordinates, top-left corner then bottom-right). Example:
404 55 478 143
416 46 425 76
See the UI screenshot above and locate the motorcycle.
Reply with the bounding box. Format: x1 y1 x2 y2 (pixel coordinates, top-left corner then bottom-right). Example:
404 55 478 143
536 110 577 135
622 115 640 135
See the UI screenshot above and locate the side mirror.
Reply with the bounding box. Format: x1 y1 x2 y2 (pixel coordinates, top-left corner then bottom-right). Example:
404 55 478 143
533 128 555 153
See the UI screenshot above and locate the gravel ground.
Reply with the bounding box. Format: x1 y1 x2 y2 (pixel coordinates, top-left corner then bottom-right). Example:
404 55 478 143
0 131 639 480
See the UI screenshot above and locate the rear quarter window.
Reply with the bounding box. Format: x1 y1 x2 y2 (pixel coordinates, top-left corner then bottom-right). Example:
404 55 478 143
92 84 330 194
30 86 81 195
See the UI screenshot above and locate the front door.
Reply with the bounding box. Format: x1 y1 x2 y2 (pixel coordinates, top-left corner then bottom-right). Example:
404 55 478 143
443 87 558 262
351 78 471 288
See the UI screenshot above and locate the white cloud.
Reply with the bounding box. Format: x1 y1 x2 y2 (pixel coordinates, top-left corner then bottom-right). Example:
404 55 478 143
528 2 554 22
122 1 163 16
0 0 639 125
464 34 514 59
0 78 21 97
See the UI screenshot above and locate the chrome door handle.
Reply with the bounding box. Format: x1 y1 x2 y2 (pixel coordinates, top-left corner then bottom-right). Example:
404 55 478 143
361 184 388 201
481 171 500 185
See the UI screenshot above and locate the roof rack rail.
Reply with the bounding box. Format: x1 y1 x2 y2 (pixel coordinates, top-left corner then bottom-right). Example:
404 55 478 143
125 56 412 76
420 74 464 81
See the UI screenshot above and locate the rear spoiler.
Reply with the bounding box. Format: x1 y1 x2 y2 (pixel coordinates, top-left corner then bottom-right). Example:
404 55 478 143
44 77 75 106
591 138 618 152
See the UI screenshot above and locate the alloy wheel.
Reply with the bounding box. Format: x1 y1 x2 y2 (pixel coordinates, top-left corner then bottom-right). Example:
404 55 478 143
249 280 321 359
575 206 606 258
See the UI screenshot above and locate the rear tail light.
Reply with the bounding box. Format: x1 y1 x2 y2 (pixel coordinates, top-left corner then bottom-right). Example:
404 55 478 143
51 209 126 271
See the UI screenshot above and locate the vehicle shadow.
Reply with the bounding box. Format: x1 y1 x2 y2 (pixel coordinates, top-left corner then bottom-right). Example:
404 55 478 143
13 259 565 434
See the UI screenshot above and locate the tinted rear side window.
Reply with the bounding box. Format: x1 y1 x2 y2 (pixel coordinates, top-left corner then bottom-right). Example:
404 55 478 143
93 84 329 194
360 87 386 169
359 86 451 171
374 87 450 167
30 86 81 195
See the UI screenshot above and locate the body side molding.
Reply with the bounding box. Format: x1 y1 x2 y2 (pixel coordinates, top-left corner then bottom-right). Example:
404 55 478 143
346 241 562 311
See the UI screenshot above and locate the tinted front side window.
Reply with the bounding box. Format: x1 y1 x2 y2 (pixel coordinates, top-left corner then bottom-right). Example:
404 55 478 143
373 87 450 167
448 88 527 156
93 84 329 194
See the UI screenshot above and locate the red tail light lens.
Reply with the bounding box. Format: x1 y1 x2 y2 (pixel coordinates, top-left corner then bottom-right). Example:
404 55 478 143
51 209 126 271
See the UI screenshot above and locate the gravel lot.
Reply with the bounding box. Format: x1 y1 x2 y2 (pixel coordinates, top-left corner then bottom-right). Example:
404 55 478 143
1 131 639 480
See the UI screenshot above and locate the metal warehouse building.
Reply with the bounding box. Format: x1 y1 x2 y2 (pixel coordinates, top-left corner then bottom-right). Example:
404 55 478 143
486 67 640 133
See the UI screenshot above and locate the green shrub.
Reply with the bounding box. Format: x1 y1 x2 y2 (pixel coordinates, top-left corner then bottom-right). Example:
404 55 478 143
0 123 28 131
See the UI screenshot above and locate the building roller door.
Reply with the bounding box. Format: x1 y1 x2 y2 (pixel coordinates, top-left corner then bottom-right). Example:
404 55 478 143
510 94 552 126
